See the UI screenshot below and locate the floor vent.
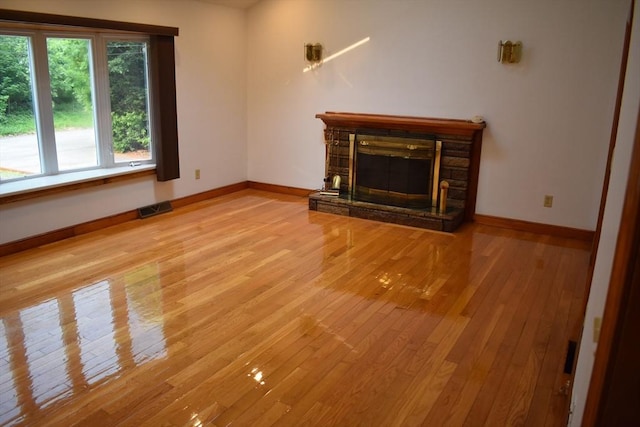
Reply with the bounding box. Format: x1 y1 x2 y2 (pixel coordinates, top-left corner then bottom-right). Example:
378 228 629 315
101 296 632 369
138 201 173 219
564 340 578 374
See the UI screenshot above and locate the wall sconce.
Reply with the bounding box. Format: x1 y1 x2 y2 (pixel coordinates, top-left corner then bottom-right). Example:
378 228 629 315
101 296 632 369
497 40 522 64
304 43 323 65
302 37 370 73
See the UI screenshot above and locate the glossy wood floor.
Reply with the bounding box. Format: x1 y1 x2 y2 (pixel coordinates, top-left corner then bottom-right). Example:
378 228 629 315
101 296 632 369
0 190 591 426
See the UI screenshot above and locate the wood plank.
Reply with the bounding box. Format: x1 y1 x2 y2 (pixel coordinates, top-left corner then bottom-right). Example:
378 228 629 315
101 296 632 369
0 189 591 426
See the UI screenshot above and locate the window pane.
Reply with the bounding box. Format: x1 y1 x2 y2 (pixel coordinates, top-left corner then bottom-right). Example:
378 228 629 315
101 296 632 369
107 41 152 163
0 35 42 180
47 37 98 171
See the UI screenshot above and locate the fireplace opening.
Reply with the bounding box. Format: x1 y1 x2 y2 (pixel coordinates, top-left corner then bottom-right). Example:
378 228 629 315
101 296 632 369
352 133 437 209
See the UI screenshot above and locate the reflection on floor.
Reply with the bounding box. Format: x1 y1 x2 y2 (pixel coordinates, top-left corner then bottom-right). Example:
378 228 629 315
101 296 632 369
1 267 167 422
0 189 591 426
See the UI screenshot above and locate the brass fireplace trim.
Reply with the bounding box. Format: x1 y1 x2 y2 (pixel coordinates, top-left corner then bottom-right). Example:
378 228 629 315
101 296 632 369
355 186 431 208
356 137 435 158
432 140 442 209
349 133 355 197
348 133 438 205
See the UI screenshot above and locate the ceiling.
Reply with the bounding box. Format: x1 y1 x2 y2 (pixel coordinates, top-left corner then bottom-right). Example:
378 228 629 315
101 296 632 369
198 0 261 9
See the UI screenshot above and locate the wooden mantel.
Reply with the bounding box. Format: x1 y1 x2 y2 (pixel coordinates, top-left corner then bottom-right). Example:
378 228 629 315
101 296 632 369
315 111 486 137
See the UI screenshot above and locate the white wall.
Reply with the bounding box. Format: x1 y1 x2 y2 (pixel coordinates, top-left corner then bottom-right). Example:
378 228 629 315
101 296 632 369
0 0 630 243
0 0 247 244
570 2 639 424
246 0 629 230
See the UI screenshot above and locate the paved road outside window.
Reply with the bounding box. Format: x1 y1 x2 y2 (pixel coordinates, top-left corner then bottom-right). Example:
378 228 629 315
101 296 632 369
0 128 146 179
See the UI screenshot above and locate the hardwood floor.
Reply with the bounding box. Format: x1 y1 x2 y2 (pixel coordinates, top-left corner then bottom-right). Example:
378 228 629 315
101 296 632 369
0 190 591 426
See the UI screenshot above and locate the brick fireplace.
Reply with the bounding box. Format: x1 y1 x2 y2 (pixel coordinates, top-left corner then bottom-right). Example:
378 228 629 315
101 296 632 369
309 112 486 232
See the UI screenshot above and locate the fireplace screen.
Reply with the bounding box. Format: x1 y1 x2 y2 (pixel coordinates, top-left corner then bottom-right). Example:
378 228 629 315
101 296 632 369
350 134 439 209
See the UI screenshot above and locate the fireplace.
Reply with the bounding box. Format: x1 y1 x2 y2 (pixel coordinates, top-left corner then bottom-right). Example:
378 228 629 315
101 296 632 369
309 112 486 232
352 133 437 209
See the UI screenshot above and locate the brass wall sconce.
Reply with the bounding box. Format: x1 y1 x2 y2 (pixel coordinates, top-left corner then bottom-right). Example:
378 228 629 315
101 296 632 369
302 37 370 73
304 43 323 65
497 40 522 64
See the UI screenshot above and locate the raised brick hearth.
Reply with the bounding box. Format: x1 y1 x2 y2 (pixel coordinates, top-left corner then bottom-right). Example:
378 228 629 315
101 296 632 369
309 112 486 232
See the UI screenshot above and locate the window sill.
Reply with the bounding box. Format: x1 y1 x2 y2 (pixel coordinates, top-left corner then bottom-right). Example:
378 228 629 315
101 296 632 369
0 165 156 205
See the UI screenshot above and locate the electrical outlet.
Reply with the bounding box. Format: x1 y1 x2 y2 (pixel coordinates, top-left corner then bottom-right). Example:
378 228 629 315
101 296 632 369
544 195 553 208
195 169 201 180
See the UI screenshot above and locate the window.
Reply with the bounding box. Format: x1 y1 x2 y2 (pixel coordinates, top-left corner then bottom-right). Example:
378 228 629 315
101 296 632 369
0 9 179 192
0 31 153 181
